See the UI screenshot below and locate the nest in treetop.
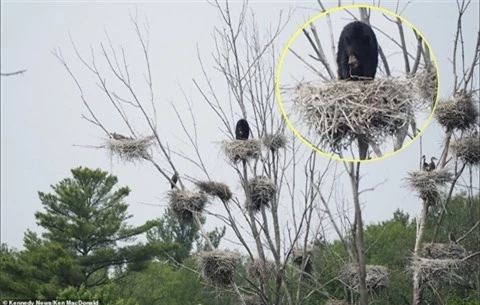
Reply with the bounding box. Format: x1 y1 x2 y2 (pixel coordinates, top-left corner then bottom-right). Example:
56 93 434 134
168 189 208 223
222 139 261 163
245 259 276 282
195 180 233 202
291 72 433 152
325 300 349 305
246 177 277 212
435 92 479 131
261 134 287 152
422 243 467 260
451 136 480 166
291 248 314 274
197 250 238 286
412 244 468 286
242 294 264 305
405 170 453 205
341 264 389 292
106 135 155 162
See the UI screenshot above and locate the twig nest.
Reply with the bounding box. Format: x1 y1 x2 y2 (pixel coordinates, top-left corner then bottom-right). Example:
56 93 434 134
451 136 480 165
246 259 276 282
106 135 155 163
242 295 263 305
222 139 261 163
291 248 313 273
412 244 468 286
197 250 238 286
414 64 438 105
246 177 277 212
435 92 478 131
168 189 208 223
195 180 233 201
292 75 428 152
341 264 389 292
405 170 453 205
422 243 467 259
262 134 287 152
325 300 349 305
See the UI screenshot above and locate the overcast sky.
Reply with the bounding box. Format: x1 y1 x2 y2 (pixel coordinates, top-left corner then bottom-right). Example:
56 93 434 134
1 0 479 252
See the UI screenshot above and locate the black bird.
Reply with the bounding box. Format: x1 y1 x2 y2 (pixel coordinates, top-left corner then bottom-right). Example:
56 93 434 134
235 119 250 140
428 156 437 171
110 132 131 140
170 173 178 190
336 21 379 80
448 232 457 243
422 155 430 171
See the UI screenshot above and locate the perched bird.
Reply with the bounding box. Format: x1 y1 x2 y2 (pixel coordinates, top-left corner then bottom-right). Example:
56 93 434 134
422 155 430 171
170 173 178 190
428 156 437 171
448 232 457 243
336 21 379 80
110 132 131 140
235 119 250 140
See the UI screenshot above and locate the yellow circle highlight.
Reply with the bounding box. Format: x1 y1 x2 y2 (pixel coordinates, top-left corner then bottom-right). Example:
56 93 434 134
275 4 440 163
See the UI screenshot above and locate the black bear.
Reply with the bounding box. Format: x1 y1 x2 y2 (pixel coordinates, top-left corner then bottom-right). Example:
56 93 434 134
336 21 379 80
235 119 250 140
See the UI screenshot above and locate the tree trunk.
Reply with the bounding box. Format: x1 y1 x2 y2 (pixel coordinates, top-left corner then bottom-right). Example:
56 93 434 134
412 200 429 305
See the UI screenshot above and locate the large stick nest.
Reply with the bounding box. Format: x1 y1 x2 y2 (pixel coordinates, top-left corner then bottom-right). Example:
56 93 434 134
341 264 389 292
291 71 433 152
246 259 276 282
195 180 233 201
222 139 261 163
435 92 478 131
106 135 155 162
261 134 287 152
405 170 453 205
168 189 208 223
451 136 480 165
412 243 468 286
421 243 467 259
246 177 277 212
197 250 238 286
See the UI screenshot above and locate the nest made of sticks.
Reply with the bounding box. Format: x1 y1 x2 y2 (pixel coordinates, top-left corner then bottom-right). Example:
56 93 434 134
435 92 479 131
197 250 238 286
106 135 155 162
195 180 233 201
405 170 453 205
246 259 276 282
451 136 480 165
411 256 468 286
222 139 261 163
325 300 349 305
341 264 389 292
291 75 427 152
246 177 277 212
168 189 208 223
422 243 467 260
262 134 287 152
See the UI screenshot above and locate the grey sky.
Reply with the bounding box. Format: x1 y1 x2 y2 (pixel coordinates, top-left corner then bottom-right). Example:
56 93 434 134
1 1 479 252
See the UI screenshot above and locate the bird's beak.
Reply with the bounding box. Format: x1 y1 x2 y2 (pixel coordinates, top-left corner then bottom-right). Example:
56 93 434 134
348 55 359 68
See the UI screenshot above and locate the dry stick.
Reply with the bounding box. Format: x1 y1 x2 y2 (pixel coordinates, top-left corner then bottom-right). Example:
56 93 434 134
0 69 26 76
457 220 480 243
